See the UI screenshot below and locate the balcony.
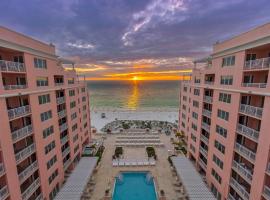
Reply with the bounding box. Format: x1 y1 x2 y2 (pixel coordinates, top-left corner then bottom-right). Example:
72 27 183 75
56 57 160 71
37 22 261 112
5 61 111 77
56 97 65 105
200 134 209 144
199 146 208 158
55 82 64 86
204 81 214 85
239 104 263 118
235 143 256 162
62 146 71 158
203 96 213 104
0 163 5 177
63 158 72 170
198 158 207 170
232 160 253 182
58 109 66 118
59 123 68 132
202 109 212 118
15 144 36 164
267 163 270 175
21 177 40 200
201 122 210 132
8 105 31 120
35 193 43 200
18 161 38 183
4 84 27 90
0 185 9 200
228 194 237 200
244 57 270 70
230 178 249 200
237 124 259 142
61 135 69 145
263 185 270 200
11 125 33 143
0 60 26 72
242 82 267 88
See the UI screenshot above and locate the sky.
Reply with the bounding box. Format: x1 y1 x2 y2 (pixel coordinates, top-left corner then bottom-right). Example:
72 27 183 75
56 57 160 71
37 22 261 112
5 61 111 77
1 0 270 80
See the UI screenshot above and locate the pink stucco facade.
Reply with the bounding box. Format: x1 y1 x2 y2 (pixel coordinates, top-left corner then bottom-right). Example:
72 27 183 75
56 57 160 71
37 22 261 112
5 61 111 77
179 23 270 200
0 27 91 200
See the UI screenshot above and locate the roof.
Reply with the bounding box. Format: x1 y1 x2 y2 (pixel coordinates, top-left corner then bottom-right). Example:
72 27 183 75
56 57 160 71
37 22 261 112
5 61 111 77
172 156 216 200
55 157 98 200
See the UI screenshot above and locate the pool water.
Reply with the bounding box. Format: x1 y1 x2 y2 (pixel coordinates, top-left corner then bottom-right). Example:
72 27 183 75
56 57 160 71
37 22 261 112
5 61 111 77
112 172 157 200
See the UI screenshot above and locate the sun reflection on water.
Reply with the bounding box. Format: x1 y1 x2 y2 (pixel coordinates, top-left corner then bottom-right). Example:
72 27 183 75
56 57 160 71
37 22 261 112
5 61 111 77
127 80 139 110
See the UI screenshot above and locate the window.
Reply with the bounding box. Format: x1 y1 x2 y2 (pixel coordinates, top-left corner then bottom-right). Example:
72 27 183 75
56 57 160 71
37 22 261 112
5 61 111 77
84 122 88 128
194 77 200 83
41 110 52 122
222 55 235 67
213 154 223 169
34 58 47 69
219 93 231 103
191 134 196 142
190 144 195 153
182 113 186 120
37 77 48 86
47 155 57 169
43 126 54 138
73 134 79 142
38 94 50 104
83 113 87 120
214 140 225 154
217 109 229 121
246 53 256 61
71 112 77 120
192 112 198 120
14 56 24 63
49 183 59 200
81 87 86 92
211 184 221 200
193 100 199 108
48 169 58 184
211 169 222 184
70 101 76 108
191 123 197 131
83 105 87 111
183 86 187 92
82 96 86 102
45 141 56 154
182 104 186 110
216 125 227 138
72 123 78 131
74 144 80 154
183 96 187 101
69 90 75 96
220 75 233 85
194 88 200 96
68 78 75 84
181 121 185 128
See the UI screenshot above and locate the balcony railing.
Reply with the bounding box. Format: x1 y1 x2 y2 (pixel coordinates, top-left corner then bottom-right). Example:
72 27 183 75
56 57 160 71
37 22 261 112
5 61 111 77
18 161 38 183
8 105 31 120
58 109 66 118
63 158 72 170
55 82 64 86
199 146 208 158
232 160 253 182
35 193 43 200
237 124 259 142
203 95 213 103
15 143 36 164
242 82 267 88
0 185 9 200
200 134 209 144
0 163 5 177
61 135 69 145
201 122 210 132
228 194 237 200
239 104 263 118
62 146 71 158
56 96 65 105
204 81 214 85
244 57 270 70
235 143 256 162
202 109 212 118
198 158 207 170
267 163 270 174
4 84 27 90
230 178 249 200
59 123 68 132
21 177 40 200
263 185 270 200
11 125 33 143
0 60 26 72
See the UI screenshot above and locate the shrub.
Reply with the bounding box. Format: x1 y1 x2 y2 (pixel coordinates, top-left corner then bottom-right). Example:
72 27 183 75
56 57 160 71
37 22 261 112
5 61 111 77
114 147 123 158
146 147 157 159
95 146 105 164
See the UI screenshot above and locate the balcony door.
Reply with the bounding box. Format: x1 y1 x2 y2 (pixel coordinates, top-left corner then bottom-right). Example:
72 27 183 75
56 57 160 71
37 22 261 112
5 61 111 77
246 53 256 61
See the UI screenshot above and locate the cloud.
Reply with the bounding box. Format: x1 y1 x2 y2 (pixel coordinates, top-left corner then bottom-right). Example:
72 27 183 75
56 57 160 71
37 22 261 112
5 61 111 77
67 42 95 49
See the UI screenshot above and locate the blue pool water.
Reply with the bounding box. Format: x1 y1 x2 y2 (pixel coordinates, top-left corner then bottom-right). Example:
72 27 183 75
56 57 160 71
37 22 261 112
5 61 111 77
112 172 157 200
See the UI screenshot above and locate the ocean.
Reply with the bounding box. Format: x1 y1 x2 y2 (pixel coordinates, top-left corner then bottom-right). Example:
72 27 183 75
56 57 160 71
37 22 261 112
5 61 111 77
87 80 180 110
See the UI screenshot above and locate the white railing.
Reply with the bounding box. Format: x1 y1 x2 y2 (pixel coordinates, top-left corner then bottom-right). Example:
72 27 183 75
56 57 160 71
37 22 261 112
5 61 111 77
0 60 25 72
56 97 65 105
61 135 69 145
55 82 64 86
19 161 38 183
63 158 72 170
200 134 209 144
204 81 214 85
230 178 250 200
58 109 66 118
244 57 270 70
8 105 31 120
237 124 259 141
0 163 5 177
232 160 253 182
22 177 40 200
201 122 210 132
0 185 9 200
235 143 256 162
15 144 36 164
202 109 212 118
199 146 208 158
35 193 43 200
228 194 237 200
198 158 207 170
203 95 213 103
62 146 70 158
264 185 270 199
239 104 263 118
11 125 33 143
59 123 68 132
4 84 27 90
242 82 267 88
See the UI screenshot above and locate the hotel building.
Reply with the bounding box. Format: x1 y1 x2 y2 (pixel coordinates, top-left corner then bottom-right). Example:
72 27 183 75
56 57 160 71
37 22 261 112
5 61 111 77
179 23 270 200
0 27 91 200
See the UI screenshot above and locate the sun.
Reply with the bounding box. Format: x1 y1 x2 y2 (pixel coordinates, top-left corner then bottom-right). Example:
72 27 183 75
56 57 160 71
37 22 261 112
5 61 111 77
132 76 139 81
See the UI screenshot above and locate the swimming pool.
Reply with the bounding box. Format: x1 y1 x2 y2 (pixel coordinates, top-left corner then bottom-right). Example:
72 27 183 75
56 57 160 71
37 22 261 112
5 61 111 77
112 171 158 200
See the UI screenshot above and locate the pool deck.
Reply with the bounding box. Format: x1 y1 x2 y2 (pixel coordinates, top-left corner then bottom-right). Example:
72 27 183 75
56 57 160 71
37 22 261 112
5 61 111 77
89 133 180 200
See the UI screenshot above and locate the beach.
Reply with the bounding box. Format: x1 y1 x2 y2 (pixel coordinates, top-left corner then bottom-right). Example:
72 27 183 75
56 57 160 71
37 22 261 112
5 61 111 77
90 108 179 132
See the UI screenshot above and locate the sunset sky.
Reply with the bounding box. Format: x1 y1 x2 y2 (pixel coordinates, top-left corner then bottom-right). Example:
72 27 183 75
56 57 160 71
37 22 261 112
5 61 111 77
1 0 270 80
